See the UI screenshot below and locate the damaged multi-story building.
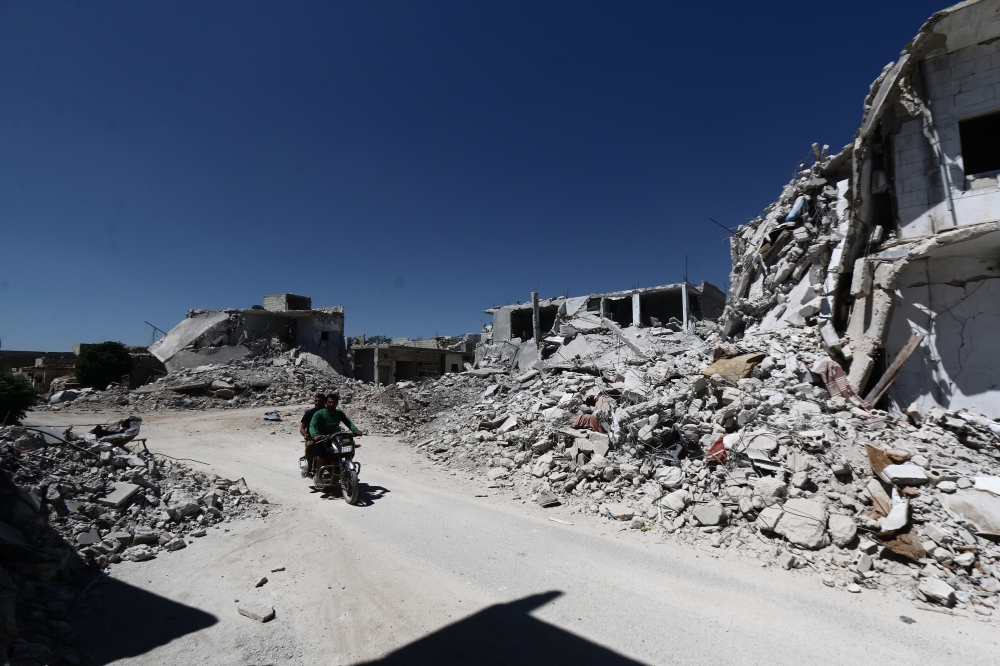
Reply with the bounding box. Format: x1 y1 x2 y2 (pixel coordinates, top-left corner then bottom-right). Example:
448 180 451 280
350 335 479 385
150 293 351 374
475 281 726 383
486 282 726 343
723 0 1000 418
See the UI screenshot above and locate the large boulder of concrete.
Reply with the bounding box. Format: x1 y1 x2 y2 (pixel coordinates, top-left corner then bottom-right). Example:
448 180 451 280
774 499 829 550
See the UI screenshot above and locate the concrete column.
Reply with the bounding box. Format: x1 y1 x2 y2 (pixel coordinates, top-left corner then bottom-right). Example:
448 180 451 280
631 292 641 328
599 298 607 320
681 283 689 332
531 292 541 347
372 347 379 385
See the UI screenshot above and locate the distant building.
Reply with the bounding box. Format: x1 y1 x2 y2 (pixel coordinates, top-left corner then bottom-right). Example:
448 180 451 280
351 335 479 385
150 293 349 374
484 281 725 342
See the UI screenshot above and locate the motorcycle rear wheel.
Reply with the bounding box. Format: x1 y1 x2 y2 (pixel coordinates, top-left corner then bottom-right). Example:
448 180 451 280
341 468 360 505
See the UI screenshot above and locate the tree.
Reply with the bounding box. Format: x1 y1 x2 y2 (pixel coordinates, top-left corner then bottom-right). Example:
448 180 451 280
347 335 392 347
0 371 38 424
75 341 133 390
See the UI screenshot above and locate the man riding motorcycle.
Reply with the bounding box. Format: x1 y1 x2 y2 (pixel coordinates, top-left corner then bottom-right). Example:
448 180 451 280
308 393 363 485
299 393 326 477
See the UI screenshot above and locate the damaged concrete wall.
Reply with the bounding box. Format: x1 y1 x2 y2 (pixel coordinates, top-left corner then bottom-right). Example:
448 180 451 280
152 300 348 375
886 230 1000 417
895 39 1000 237
722 0 1000 418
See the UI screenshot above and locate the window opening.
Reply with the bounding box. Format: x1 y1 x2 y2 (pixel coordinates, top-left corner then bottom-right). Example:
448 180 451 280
960 111 1000 176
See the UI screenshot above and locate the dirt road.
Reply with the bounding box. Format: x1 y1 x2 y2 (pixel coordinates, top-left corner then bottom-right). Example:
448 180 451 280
28 408 1000 665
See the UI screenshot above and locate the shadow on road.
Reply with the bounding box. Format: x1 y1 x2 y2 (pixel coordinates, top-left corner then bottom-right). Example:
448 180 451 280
358 591 644 666
355 483 390 507
72 576 217 665
311 483 390 506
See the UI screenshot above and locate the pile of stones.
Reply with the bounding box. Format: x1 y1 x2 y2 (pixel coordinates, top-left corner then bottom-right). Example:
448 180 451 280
0 423 269 663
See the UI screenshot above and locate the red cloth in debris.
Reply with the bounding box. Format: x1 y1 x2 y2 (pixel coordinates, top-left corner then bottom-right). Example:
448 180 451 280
705 436 727 467
569 414 605 433
809 358 863 404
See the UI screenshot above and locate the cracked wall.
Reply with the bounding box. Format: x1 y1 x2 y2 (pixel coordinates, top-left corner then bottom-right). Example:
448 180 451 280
894 38 1000 238
887 249 1000 418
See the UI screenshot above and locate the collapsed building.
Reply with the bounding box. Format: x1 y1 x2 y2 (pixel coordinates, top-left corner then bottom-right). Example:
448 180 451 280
476 281 725 385
149 293 351 375
351 335 479 385
723 0 1000 419
487 281 725 343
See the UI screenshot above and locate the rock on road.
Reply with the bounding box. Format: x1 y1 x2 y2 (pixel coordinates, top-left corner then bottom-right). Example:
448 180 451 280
30 408 1000 665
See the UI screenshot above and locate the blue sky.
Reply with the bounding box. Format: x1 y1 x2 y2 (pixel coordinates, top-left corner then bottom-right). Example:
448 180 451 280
0 1 945 350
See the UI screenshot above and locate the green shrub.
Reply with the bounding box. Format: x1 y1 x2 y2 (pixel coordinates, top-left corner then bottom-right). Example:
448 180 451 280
75 341 133 390
0 371 39 424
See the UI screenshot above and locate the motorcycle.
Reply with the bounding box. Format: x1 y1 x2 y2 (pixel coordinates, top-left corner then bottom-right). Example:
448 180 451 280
310 432 362 504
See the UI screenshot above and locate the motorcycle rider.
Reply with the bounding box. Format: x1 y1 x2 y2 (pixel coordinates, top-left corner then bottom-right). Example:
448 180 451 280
308 393 363 484
299 393 326 477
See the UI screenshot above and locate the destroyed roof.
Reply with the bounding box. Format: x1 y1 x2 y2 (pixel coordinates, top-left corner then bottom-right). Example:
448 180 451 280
149 311 230 363
483 281 716 315
353 335 475 352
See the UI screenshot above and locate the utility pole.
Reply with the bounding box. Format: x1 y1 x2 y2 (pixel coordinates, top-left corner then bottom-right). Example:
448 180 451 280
531 292 541 348
682 255 689 332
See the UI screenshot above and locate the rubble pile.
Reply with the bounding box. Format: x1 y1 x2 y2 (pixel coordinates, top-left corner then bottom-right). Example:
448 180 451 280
392 154 1000 615
406 321 1000 614
721 144 853 343
41 347 358 414
0 421 268 662
37 346 498 437
345 377 492 436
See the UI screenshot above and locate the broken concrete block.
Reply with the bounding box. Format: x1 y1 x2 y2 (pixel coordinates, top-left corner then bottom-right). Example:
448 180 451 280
515 369 540 383
856 552 873 574
486 468 509 481
940 491 1000 536
777 551 798 570
602 504 634 521
692 504 726 527
954 551 976 568
496 416 519 434
238 604 275 623
122 545 155 562
536 490 560 507
76 529 102 546
163 537 187 552
774 499 828 550
918 578 956 606
97 483 141 509
587 432 610 457
541 406 567 420
167 491 201 518
754 477 787 505
106 530 134 546
827 514 857 548
881 464 928 486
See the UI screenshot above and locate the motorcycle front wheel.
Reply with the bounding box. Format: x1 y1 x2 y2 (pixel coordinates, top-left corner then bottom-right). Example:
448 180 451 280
341 468 360 505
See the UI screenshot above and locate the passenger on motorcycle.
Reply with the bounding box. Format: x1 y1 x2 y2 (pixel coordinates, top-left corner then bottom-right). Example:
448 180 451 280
308 393 363 484
299 393 326 477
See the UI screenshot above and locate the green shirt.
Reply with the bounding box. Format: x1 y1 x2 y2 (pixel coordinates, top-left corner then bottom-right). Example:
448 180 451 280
309 407 358 438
